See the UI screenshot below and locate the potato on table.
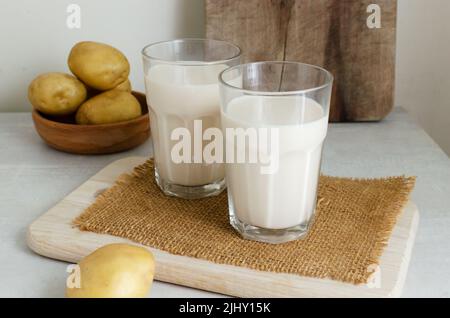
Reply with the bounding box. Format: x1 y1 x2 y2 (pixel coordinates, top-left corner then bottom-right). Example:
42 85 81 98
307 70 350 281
66 243 155 298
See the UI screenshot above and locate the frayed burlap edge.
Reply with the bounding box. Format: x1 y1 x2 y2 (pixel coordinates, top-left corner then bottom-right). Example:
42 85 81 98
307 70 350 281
74 159 416 285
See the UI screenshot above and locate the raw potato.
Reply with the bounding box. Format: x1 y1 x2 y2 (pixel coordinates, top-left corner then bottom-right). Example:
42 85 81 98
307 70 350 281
114 79 132 92
28 72 87 116
76 90 141 125
85 79 131 97
68 41 130 90
66 243 155 298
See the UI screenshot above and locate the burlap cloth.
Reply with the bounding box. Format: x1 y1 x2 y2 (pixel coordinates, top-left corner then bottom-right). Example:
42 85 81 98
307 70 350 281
74 159 415 285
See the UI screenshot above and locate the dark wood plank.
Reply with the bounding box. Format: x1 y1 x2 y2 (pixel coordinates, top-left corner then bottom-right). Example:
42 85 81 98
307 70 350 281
206 0 397 122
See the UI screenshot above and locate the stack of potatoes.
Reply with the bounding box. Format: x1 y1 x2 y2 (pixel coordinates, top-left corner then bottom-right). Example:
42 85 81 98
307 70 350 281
28 41 141 124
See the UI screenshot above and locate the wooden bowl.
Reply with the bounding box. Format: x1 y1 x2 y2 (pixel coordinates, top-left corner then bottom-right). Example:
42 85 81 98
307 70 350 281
32 91 150 154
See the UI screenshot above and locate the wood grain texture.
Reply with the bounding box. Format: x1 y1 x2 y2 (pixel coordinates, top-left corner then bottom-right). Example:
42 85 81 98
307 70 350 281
206 0 397 122
27 157 419 298
32 92 150 154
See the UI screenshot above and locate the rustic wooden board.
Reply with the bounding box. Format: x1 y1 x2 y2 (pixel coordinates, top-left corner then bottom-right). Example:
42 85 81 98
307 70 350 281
206 0 397 122
27 156 418 298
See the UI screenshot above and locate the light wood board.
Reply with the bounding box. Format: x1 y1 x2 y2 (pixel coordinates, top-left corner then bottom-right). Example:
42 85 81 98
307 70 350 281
27 156 419 298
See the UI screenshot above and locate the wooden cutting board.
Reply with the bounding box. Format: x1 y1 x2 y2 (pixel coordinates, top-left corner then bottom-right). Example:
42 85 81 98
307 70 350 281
27 156 419 298
206 0 397 122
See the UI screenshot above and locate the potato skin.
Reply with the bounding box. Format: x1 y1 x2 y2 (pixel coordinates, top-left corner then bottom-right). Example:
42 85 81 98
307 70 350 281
28 72 87 116
76 90 141 125
114 79 132 92
85 79 131 98
66 244 155 298
68 41 130 90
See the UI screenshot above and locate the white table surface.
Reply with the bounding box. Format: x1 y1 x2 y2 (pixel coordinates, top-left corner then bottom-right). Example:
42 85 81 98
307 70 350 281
0 108 449 298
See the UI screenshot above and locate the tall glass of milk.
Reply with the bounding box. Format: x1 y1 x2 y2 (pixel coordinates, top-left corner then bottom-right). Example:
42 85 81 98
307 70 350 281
219 62 333 243
142 39 241 199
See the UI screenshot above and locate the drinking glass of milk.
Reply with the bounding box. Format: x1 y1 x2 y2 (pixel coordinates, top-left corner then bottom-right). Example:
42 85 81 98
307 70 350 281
219 61 333 244
142 39 241 199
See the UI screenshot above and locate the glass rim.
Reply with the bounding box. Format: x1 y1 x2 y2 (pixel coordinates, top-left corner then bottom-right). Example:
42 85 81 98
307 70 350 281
141 38 241 66
219 61 334 96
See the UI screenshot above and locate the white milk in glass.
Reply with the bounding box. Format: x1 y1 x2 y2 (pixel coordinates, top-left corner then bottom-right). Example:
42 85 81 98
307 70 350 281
145 64 227 186
222 95 328 229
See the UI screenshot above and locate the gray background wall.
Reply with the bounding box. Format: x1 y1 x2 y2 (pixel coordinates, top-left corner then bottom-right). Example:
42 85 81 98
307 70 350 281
0 0 205 110
0 0 448 156
395 0 450 156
